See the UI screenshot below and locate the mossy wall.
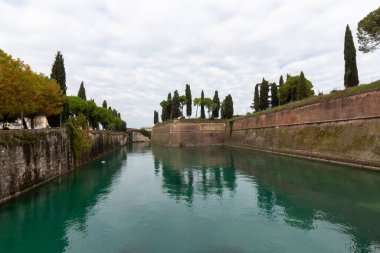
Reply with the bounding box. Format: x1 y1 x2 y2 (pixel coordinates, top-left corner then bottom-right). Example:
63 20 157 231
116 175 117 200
152 120 226 147
0 129 128 203
227 89 380 169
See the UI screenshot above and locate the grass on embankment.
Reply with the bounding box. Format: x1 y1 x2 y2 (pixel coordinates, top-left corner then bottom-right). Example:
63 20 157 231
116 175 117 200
153 80 380 127
231 80 380 122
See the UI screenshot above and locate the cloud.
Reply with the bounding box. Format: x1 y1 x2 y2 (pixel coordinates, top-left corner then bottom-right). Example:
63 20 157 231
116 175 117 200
0 0 379 127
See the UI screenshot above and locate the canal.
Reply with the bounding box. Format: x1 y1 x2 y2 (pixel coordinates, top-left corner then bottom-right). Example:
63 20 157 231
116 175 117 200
1 143 380 253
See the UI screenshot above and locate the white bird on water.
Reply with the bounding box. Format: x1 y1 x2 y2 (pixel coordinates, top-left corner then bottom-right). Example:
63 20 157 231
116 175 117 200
101 161 106 164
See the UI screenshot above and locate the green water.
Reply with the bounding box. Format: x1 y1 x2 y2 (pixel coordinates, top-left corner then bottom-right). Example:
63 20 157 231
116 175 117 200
1 144 380 253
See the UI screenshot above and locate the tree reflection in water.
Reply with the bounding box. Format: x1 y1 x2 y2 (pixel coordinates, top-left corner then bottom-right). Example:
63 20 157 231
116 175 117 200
152 144 380 253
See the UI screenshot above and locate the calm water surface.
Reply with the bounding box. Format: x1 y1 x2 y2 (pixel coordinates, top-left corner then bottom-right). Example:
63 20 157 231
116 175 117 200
1 143 380 253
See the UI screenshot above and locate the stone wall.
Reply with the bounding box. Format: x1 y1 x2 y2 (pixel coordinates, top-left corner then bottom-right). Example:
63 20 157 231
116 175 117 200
152 120 226 147
0 129 128 203
227 90 380 170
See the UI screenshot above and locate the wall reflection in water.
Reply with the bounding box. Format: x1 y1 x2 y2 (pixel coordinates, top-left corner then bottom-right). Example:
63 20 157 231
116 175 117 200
0 147 128 253
152 145 380 253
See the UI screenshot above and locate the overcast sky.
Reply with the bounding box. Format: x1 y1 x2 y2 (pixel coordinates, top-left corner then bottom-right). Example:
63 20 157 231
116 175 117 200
1 0 379 128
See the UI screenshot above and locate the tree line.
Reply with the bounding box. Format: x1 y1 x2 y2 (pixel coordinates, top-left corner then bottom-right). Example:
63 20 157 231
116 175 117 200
0 50 126 131
154 84 234 124
251 72 314 112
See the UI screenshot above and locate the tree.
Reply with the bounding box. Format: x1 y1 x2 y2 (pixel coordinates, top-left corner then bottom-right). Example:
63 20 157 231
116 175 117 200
0 50 64 128
224 94 233 119
179 95 188 118
344 25 359 88
47 51 68 127
296 71 309 100
78 81 86 100
212 90 220 119
193 98 201 118
278 76 284 105
102 100 107 108
160 100 169 121
270 83 279 107
259 79 270 111
203 98 215 119
200 90 205 119
167 93 172 119
279 75 284 86
279 75 314 104
185 84 192 118
171 90 181 119
220 99 226 119
252 84 260 112
154 110 159 125
357 6 380 53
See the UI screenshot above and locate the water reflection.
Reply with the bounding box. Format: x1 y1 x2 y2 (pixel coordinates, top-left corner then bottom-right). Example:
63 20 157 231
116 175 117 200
152 145 237 204
0 147 127 253
152 145 380 253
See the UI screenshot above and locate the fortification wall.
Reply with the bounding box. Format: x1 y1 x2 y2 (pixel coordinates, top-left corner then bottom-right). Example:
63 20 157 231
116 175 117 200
152 121 226 147
0 129 128 203
226 90 380 169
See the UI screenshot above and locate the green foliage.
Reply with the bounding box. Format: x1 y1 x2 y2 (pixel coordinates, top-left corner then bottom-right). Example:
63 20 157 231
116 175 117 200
357 6 380 53
185 84 192 118
259 79 270 110
224 94 233 119
65 114 91 161
221 99 226 119
279 75 314 105
252 84 260 112
48 51 68 127
154 110 159 125
203 97 216 119
279 75 284 86
296 72 308 100
138 128 151 138
67 96 126 131
212 90 220 119
172 90 182 119
102 100 107 108
233 80 380 121
167 93 172 119
0 49 64 126
344 25 359 88
78 81 86 100
271 82 279 107
200 90 205 119
178 95 188 118
193 97 201 118
160 100 169 121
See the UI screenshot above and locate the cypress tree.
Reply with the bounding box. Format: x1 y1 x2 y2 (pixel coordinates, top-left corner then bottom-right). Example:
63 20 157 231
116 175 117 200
167 93 172 119
78 81 86 100
225 94 233 119
50 51 66 94
296 71 308 100
253 84 260 112
154 110 159 125
47 51 68 127
270 83 279 107
212 90 220 119
221 100 226 119
102 100 107 108
172 90 182 119
259 78 269 111
279 75 284 86
161 104 168 122
185 84 192 118
344 25 359 88
200 90 205 119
